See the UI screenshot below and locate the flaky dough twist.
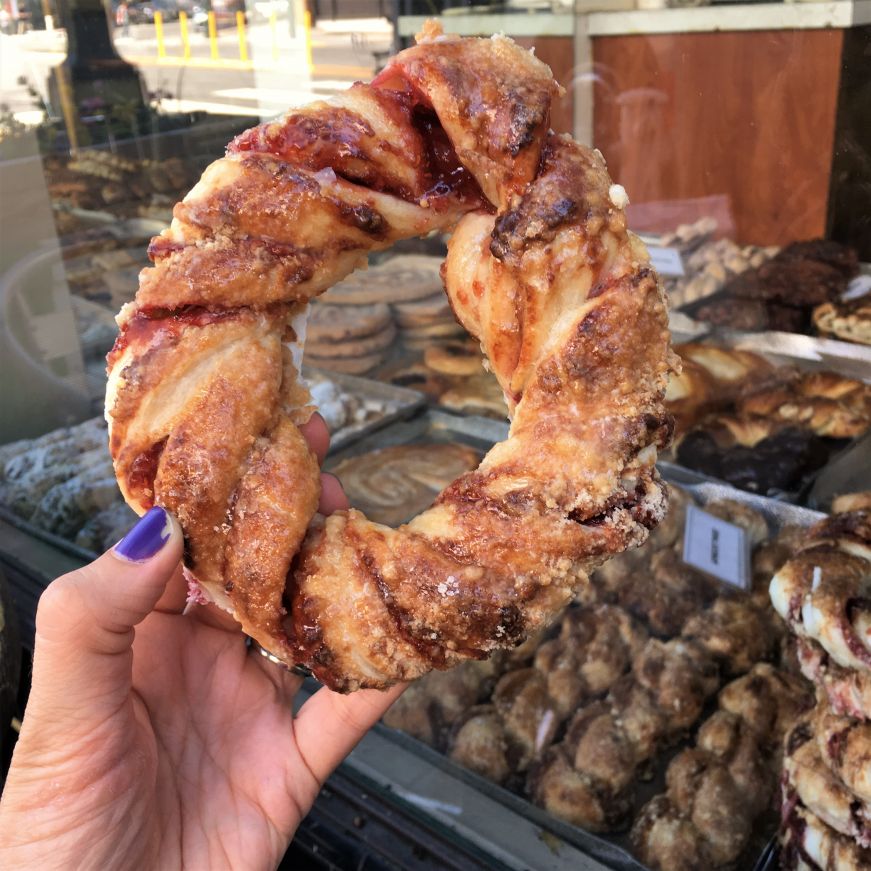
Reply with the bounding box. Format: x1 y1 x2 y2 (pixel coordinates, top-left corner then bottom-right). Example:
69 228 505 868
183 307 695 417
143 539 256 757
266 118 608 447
106 24 677 691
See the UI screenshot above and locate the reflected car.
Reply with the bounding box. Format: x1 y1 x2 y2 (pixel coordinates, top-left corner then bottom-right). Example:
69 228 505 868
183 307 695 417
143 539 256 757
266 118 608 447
127 0 181 22
192 0 246 29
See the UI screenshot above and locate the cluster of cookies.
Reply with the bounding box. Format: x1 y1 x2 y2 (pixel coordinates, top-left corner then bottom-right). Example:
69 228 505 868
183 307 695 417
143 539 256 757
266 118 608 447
769 501 871 869
49 152 195 235
305 301 397 375
663 222 779 312
381 485 811 866
631 664 811 870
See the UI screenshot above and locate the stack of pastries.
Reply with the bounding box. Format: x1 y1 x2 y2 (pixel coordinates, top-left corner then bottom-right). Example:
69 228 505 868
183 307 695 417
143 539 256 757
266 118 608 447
769 509 871 869
666 343 871 495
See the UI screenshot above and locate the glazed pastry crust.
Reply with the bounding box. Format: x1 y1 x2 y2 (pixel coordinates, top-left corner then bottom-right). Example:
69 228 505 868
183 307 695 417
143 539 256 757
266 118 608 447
106 25 675 691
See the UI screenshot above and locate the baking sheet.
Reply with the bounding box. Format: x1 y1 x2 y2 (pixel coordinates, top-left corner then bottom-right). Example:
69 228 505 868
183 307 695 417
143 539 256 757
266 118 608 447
0 374 425 563
709 328 871 381
322 407 824 871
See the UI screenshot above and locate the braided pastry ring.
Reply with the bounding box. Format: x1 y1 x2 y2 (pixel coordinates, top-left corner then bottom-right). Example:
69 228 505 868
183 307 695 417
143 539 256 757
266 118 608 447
106 23 677 692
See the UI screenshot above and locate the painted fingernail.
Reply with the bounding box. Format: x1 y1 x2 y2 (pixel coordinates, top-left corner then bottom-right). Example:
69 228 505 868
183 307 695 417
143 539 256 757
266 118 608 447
114 506 173 562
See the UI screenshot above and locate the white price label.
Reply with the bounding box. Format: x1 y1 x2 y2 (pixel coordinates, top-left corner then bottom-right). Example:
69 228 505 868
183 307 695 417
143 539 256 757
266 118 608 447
682 504 750 590
844 274 871 301
647 245 685 277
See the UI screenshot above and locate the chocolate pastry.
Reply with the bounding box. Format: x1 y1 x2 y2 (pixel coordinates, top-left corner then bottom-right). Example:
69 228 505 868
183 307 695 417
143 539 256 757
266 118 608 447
683 598 778 676
631 795 714 871
756 257 847 307
532 604 648 718
717 663 813 754
775 238 860 280
528 745 631 833
692 294 770 331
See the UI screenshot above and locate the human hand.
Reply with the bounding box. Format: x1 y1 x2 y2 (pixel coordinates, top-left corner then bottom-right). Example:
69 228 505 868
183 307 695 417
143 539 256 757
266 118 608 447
0 415 403 870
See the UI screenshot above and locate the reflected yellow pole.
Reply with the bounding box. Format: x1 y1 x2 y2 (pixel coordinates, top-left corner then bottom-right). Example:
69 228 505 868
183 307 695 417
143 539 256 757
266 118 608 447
179 11 191 60
236 10 248 62
270 7 278 62
154 11 166 59
304 10 313 75
208 11 218 59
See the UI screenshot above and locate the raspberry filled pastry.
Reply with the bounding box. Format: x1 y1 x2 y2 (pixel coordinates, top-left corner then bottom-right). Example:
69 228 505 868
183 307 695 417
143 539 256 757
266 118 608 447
105 23 676 691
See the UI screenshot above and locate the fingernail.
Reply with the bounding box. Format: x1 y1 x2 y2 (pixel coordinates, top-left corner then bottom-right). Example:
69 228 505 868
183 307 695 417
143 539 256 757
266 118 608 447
114 506 173 562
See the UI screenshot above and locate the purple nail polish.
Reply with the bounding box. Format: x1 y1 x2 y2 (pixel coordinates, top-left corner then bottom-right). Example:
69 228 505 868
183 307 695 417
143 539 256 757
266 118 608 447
114 506 172 562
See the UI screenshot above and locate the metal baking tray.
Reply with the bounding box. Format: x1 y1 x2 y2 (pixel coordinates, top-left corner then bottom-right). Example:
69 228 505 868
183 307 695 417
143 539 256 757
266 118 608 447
0 374 424 564
704 328 871 381
318 407 825 870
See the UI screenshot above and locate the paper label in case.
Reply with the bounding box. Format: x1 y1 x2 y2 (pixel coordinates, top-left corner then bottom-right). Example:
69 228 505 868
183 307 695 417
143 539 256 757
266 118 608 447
646 245 685 277
682 504 750 590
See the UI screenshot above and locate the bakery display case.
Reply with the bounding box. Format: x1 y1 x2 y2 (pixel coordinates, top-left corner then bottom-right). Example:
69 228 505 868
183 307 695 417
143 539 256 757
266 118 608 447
2 2 870 870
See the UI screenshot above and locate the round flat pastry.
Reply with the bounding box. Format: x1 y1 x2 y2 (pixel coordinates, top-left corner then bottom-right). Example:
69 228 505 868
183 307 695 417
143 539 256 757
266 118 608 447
402 321 467 339
328 443 480 527
305 351 384 375
394 292 453 318
307 302 392 343
784 715 871 847
424 340 483 376
321 255 444 306
307 323 397 359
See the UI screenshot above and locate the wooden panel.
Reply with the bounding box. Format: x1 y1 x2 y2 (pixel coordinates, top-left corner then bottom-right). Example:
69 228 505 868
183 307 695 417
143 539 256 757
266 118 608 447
514 36 574 136
592 29 843 245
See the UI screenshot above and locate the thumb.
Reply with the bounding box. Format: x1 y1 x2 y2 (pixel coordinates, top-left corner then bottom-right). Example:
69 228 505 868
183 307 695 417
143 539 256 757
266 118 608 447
29 506 183 714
